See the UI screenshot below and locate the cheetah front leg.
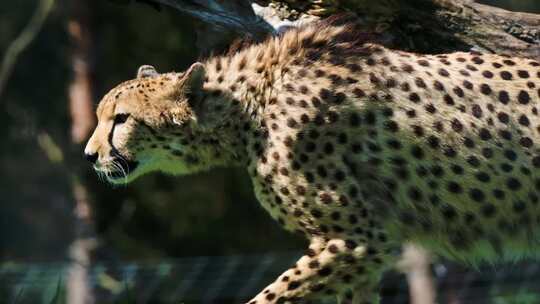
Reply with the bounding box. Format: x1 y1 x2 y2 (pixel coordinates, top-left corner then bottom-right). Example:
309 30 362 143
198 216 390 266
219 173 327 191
247 238 390 304
246 237 326 304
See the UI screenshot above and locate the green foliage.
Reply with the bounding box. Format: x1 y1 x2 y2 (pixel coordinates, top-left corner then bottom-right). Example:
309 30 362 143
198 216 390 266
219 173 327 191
13 288 24 304
493 292 540 304
48 279 65 304
114 281 135 304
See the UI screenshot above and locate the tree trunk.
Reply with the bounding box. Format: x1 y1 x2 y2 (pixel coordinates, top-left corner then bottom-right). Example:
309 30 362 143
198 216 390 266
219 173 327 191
66 1 97 303
116 0 539 57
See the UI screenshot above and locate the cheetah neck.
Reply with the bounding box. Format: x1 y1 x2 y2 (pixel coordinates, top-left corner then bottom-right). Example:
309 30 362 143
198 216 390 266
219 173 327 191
188 38 314 167
173 58 272 169
184 22 380 170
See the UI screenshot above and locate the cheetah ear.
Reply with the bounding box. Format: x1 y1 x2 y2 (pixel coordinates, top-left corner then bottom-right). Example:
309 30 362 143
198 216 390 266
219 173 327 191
137 65 158 78
179 62 206 97
168 63 208 126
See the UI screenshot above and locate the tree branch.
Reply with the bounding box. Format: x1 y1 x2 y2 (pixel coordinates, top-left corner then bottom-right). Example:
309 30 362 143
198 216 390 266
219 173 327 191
432 0 540 57
0 0 55 99
119 0 540 58
112 0 275 39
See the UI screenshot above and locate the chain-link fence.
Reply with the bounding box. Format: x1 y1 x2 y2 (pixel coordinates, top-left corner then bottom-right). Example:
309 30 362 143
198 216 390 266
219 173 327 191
2 253 540 303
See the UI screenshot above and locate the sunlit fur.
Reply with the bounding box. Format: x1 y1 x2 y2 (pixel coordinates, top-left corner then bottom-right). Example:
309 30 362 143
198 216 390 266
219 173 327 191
86 16 540 303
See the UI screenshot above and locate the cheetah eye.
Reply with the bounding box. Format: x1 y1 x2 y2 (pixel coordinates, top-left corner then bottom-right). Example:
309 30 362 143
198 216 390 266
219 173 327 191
113 113 130 125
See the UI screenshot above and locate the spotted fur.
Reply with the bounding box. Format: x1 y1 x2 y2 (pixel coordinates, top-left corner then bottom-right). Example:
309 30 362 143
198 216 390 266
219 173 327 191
85 17 540 303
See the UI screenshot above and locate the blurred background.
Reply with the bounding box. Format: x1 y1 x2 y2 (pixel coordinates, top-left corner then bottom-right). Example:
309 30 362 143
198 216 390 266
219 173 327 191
0 0 539 303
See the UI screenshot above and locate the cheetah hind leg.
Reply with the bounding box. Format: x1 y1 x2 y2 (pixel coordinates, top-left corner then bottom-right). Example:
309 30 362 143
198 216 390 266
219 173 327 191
246 238 389 304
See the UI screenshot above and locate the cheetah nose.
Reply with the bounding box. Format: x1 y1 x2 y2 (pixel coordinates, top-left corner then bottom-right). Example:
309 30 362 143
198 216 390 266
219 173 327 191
85 152 98 164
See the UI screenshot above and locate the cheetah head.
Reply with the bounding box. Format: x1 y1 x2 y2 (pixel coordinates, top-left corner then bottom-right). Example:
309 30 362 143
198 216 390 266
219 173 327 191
84 63 211 184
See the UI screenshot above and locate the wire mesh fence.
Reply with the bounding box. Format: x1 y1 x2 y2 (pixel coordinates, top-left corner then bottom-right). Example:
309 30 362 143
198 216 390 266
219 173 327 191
2 252 540 303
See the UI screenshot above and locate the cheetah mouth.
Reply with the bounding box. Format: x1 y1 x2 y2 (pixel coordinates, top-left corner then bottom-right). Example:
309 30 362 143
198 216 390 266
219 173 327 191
108 158 139 180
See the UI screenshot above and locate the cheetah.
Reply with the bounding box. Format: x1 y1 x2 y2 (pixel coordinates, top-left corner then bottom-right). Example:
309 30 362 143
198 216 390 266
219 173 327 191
85 17 540 303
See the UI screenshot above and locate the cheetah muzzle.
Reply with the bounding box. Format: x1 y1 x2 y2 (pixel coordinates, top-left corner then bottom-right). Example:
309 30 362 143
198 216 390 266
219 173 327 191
85 16 540 304
108 151 139 180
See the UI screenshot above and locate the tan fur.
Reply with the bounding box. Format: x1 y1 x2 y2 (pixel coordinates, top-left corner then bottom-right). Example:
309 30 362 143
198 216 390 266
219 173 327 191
85 18 540 303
